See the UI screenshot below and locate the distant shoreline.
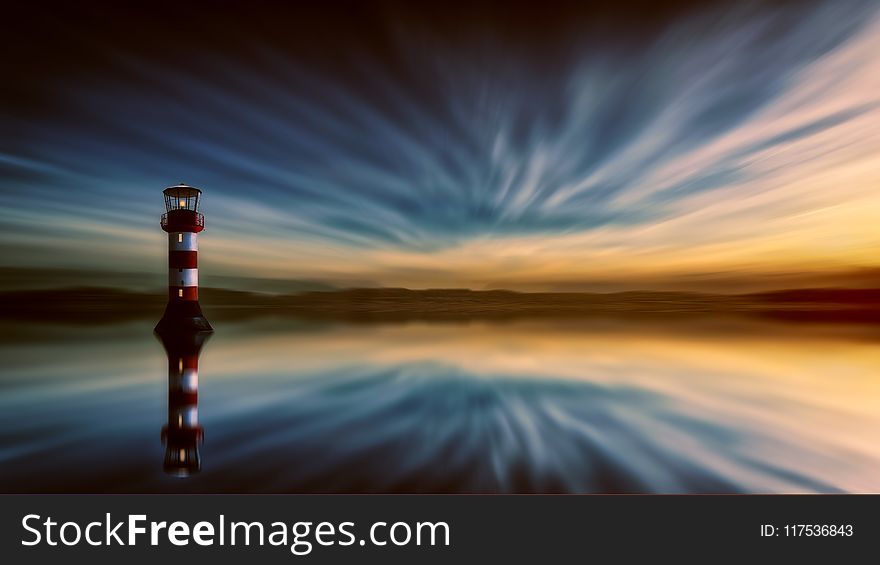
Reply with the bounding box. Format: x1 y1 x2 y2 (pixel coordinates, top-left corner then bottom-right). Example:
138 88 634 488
2 286 879 325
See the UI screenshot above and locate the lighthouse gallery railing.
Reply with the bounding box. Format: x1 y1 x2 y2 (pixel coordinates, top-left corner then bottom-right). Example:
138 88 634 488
161 211 205 230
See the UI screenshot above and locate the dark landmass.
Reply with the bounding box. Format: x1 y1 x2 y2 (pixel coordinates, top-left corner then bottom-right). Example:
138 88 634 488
0 267 337 294
2 286 880 325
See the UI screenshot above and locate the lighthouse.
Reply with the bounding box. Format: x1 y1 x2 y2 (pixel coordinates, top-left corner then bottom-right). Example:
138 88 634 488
158 330 209 476
155 183 212 334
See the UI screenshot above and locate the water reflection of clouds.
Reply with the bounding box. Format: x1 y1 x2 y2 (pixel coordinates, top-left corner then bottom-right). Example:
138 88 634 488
1 320 878 492
200 321 880 492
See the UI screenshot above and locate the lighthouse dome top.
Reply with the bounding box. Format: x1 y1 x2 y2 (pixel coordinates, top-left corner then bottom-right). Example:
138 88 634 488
163 183 202 198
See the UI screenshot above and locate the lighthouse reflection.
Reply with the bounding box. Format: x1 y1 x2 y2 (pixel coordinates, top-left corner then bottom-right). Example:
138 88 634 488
156 330 210 477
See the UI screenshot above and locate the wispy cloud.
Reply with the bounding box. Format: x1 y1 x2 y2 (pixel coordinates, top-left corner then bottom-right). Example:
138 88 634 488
2 0 879 290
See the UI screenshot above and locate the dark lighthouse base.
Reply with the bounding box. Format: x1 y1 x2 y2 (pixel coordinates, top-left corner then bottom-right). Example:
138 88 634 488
154 300 213 334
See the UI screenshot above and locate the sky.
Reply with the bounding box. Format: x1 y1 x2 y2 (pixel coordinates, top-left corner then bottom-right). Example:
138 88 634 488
2 0 880 293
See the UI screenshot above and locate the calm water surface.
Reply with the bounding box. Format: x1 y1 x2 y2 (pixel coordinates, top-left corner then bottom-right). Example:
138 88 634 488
1 318 879 493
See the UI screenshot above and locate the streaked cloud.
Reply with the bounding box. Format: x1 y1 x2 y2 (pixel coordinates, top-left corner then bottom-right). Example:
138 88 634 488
2 0 879 290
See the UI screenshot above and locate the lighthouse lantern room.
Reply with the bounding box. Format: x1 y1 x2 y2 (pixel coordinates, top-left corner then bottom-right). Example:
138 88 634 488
161 184 204 232
155 183 212 334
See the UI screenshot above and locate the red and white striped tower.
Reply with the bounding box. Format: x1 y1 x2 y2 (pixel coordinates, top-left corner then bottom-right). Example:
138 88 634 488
159 330 208 476
155 183 212 334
